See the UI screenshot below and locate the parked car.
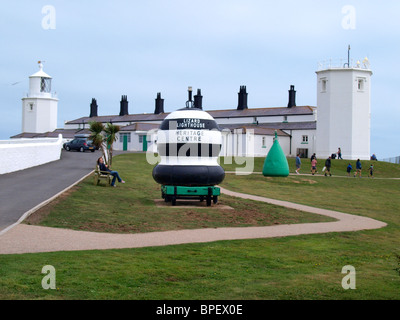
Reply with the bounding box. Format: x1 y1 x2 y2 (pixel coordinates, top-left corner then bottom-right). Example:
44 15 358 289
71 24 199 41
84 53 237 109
63 138 95 152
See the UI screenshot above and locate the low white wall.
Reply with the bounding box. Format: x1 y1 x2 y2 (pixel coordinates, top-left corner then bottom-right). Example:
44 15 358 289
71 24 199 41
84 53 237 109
0 134 63 175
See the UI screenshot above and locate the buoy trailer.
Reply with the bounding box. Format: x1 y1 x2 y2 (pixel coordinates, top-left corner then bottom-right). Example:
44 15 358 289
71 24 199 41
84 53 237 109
161 185 221 206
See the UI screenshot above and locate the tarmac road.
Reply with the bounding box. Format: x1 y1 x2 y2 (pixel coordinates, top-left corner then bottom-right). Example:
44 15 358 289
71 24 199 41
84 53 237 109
0 149 100 231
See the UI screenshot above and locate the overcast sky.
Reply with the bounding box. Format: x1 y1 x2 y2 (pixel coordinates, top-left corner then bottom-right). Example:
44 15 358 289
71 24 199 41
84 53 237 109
1 1 399 158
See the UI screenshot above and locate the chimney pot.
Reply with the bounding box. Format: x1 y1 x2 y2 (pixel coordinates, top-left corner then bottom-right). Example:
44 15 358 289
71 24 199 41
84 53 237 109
154 92 164 114
287 85 296 108
237 85 248 110
119 95 129 116
194 89 203 109
89 98 98 117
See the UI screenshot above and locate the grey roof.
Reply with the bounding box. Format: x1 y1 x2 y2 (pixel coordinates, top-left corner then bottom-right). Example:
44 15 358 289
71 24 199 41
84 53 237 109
208 106 315 118
66 112 167 125
120 123 160 132
220 125 290 137
220 121 316 131
10 129 89 139
65 106 315 125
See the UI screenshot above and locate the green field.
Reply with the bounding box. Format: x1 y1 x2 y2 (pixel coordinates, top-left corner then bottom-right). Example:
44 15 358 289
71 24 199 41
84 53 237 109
1 153 400 300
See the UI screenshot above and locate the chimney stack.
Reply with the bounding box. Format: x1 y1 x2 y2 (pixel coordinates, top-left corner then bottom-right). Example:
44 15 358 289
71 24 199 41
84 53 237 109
237 85 248 110
154 92 164 114
287 85 296 108
193 89 203 109
119 95 129 116
89 98 98 117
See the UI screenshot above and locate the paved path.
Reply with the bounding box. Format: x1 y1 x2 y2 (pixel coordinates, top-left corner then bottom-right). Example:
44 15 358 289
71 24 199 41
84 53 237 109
0 149 100 232
0 184 387 254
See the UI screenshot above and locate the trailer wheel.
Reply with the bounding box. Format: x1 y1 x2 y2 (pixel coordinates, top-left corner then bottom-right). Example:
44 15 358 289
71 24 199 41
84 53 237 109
171 196 177 206
206 195 212 206
213 196 218 204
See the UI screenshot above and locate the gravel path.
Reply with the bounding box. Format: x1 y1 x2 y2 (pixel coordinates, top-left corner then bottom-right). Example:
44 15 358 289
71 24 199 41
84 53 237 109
0 186 387 255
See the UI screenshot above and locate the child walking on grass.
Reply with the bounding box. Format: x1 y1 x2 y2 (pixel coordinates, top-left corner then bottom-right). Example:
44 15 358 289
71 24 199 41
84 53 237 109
369 164 374 178
347 163 353 177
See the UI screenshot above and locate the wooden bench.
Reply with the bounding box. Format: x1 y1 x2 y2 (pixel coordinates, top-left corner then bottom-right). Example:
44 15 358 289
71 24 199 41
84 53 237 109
94 165 112 186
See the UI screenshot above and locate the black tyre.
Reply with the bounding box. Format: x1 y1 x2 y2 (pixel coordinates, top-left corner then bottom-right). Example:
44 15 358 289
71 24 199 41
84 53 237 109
171 196 177 206
206 195 211 207
79 147 84 152
213 196 218 204
66 146 71 151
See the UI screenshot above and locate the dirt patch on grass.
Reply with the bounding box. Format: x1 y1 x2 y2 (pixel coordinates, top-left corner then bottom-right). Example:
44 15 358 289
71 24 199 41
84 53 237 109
292 179 317 184
154 199 234 209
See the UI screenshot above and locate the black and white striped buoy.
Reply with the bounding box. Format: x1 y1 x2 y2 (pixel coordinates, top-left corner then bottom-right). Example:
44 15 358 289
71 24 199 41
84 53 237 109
152 88 225 186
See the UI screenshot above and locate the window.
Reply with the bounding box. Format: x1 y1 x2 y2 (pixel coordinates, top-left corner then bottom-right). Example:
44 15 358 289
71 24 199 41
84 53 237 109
40 77 51 93
139 135 144 143
262 136 266 148
120 133 131 142
283 115 288 123
321 78 327 92
302 135 308 144
357 78 365 91
27 103 34 111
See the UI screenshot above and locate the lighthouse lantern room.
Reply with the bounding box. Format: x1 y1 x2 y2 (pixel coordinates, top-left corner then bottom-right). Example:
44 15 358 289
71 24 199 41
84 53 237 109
21 61 58 133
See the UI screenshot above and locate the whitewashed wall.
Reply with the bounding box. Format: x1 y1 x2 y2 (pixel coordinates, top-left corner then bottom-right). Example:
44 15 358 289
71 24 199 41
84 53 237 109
252 135 291 157
220 131 290 157
0 135 63 174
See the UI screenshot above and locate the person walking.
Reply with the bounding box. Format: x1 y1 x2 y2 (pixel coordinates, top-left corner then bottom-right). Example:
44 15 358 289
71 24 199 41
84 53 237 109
324 156 332 176
354 159 362 177
295 154 301 174
346 163 353 177
368 164 374 178
337 148 343 159
311 157 317 175
310 153 317 174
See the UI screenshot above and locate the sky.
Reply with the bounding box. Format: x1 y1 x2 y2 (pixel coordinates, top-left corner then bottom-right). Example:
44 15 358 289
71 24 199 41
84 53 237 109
0 0 399 159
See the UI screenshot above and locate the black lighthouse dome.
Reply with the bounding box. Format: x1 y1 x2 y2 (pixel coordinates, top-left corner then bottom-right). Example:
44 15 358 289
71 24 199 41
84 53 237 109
152 107 225 186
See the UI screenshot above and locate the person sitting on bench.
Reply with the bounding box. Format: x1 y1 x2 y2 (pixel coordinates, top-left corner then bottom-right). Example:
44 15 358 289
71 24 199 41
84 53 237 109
97 157 125 187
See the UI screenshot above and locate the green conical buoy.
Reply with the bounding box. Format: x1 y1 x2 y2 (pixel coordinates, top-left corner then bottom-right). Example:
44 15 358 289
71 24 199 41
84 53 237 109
262 131 289 177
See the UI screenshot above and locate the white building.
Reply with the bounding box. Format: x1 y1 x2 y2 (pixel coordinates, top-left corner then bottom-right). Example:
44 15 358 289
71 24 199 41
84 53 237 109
316 59 372 160
21 61 58 134
13 57 373 160
61 87 316 158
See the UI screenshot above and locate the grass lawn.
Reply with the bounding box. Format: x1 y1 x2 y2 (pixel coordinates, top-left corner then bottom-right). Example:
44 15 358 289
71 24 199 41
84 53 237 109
23 154 332 233
1 153 400 300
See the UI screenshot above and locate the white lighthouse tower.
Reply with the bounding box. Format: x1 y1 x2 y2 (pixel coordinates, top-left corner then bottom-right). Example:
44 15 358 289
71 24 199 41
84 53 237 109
21 61 58 133
316 55 372 160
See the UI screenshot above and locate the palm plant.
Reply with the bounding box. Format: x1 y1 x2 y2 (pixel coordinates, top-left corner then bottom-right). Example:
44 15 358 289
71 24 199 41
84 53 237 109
104 123 120 166
88 121 108 164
